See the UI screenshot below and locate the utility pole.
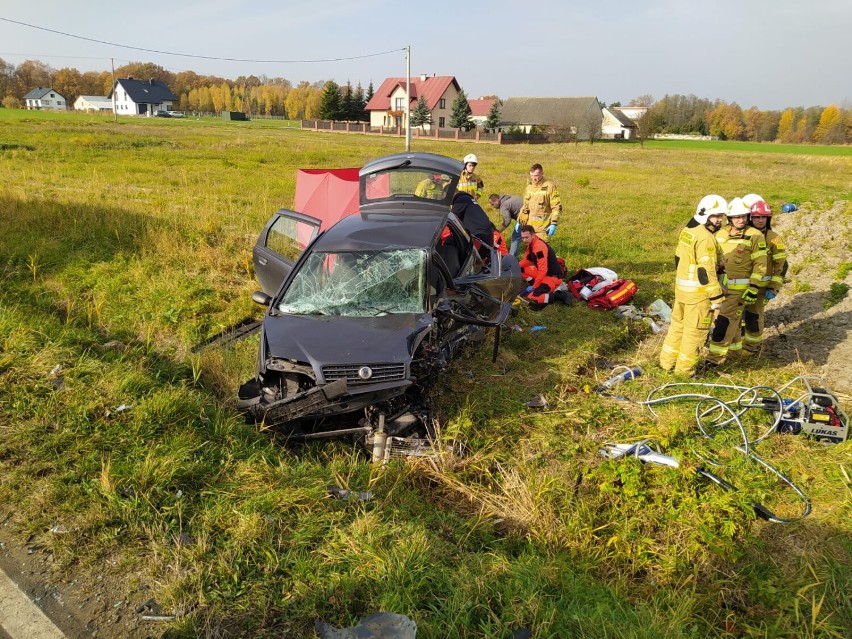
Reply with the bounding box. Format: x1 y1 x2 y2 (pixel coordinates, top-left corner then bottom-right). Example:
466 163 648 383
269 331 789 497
405 45 411 152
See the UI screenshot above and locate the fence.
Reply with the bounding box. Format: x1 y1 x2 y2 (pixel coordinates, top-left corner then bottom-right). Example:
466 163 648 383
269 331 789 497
298 120 557 145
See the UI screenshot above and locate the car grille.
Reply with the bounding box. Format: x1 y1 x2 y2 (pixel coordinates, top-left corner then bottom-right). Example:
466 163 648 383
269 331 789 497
322 363 406 386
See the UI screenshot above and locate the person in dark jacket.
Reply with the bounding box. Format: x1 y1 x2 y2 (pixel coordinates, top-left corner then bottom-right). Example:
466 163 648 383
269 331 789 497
450 192 500 255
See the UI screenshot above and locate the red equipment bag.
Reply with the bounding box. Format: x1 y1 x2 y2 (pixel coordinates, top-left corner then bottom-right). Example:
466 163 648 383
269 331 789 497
587 279 638 310
566 269 606 300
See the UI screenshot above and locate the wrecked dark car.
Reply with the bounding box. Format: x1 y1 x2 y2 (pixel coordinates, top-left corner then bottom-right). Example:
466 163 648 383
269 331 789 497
238 152 524 448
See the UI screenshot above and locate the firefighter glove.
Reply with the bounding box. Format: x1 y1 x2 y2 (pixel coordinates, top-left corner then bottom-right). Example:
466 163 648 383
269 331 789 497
546 224 557 237
764 290 776 301
741 286 759 304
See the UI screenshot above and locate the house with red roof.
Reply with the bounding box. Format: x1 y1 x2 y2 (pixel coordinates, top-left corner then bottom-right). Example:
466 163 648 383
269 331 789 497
468 98 497 129
365 74 461 130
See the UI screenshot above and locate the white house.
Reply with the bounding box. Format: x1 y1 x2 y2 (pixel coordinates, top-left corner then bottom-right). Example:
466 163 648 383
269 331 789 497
601 107 638 139
612 106 648 122
74 95 114 112
109 77 178 116
23 87 66 110
365 74 460 130
469 98 496 129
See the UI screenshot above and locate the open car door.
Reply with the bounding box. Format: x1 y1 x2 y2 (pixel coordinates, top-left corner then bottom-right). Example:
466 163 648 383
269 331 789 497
254 209 322 295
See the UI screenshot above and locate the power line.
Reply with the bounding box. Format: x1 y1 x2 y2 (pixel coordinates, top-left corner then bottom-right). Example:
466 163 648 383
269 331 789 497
0 17 405 63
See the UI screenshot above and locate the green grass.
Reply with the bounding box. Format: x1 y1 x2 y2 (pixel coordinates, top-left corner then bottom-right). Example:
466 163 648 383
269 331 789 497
1 107 851 638
645 138 852 156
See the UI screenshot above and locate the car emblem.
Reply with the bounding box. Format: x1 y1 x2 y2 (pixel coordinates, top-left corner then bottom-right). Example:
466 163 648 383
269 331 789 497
358 366 373 380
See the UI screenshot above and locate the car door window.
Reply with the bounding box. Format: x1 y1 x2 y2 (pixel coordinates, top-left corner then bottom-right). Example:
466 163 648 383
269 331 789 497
266 215 316 261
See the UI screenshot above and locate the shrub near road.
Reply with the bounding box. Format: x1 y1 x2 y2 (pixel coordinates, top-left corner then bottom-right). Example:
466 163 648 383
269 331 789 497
0 109 850 638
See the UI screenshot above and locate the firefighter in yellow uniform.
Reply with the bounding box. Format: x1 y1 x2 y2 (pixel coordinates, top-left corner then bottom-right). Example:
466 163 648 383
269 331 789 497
740 195 787 354
457 153 484 201
660 195 726 376
518 163 562 241
414 173 447 200
706 197 768 366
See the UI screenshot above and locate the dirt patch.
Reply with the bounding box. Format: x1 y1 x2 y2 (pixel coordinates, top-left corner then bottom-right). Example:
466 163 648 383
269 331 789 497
0 520 161 639
761 200 852 395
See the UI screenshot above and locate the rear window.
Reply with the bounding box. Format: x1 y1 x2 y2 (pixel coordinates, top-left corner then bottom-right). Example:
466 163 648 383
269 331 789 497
363 168 455 203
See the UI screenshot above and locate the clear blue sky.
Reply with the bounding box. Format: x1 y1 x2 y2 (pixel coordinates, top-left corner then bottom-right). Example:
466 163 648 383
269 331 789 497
1 0 849 110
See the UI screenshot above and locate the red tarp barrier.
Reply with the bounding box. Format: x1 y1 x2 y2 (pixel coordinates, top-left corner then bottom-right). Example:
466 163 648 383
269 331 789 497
294 168 361 230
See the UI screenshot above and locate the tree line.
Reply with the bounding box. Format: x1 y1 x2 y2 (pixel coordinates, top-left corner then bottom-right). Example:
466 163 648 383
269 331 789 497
0 58 363 119
619 94 850 144
2 58 848 143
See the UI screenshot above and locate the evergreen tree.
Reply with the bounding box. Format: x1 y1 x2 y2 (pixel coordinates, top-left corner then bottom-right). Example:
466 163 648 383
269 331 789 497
449 89 474 130
318 80 342 120
484 99 501 132
410 95 433 130
366 81 374 104
353 82 367 121
340 81 354 121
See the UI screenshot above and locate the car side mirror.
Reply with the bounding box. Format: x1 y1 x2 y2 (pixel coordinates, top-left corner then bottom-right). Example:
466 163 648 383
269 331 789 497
252 290 273 307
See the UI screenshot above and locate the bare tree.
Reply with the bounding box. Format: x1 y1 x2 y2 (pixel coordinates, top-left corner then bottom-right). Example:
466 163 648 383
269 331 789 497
636 109 654 147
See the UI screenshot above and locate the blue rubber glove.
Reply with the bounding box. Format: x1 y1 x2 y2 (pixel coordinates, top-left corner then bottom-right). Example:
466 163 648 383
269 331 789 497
524 285 534 295
765 290 776 301
514 222 521 232
546 224 557 237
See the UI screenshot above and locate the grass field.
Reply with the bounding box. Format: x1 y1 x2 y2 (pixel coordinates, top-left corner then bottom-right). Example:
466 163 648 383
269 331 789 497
1 108 850 638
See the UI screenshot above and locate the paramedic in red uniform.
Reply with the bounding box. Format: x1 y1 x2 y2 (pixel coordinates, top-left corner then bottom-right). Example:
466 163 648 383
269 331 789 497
518 225 570 310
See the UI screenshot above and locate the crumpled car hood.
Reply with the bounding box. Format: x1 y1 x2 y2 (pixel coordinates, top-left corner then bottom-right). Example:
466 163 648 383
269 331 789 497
262 313 433 369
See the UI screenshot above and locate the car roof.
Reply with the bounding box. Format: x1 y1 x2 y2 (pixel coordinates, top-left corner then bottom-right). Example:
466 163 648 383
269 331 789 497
312 212 448 252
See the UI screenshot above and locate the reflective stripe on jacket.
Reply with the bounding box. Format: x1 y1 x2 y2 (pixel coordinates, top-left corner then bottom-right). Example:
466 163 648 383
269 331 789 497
716 225 768 289
674 224 723 301
519 178 562 235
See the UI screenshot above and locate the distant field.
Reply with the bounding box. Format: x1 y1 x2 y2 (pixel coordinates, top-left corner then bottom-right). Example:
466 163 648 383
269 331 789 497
646 138 852 155
1 108 850 639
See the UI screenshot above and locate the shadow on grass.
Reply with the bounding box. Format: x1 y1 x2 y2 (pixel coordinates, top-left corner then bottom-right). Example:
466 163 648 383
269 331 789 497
0 194 160 279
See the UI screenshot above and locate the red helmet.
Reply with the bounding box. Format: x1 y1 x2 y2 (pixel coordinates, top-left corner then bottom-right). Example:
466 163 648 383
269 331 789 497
749 200 772 217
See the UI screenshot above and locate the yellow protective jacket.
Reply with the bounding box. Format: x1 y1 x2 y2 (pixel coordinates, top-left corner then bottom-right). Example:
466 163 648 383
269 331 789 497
716 225 768 292
762 228 787 292
414 178 445 200
518 178 562 236
457 171 483 200
674 222 723 303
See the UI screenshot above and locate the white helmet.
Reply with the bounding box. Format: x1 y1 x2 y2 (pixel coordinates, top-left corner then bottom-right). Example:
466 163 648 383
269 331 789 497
727 197 750 218
694 194 727 224
463 153 478 165
742 193 765 208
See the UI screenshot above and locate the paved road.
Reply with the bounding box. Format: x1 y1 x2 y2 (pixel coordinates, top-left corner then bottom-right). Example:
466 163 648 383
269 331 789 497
0 564 65 639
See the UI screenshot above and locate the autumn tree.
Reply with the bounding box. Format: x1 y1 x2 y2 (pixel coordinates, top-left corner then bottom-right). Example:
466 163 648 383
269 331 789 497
0 57 15 100
449 89 473 130
410 95 432 131
707 102 745 140
52 67 83 104
484 99 501 132
776 108 795 142
813 104 844 144
14 59 53 95
305 85 323 119
114 62 173 90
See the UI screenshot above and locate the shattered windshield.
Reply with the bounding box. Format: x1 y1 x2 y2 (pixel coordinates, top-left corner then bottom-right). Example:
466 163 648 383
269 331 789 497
277 249 427 316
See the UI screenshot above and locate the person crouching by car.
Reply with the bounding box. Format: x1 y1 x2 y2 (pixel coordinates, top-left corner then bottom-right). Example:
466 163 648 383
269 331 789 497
518 225 570 310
